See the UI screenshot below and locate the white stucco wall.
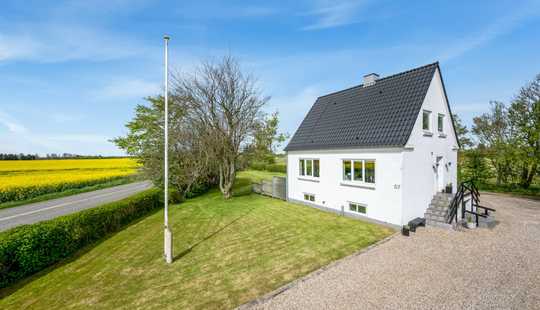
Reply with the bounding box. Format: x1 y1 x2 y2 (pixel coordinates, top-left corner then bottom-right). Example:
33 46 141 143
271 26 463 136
287 148 403 226
286 67 458 226
401 68 459 224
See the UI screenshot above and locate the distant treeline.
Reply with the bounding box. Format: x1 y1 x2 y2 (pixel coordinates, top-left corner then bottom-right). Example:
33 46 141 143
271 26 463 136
0 153 130 160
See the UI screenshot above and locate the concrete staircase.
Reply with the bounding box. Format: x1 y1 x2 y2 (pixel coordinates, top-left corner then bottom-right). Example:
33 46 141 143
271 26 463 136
425 192 454 229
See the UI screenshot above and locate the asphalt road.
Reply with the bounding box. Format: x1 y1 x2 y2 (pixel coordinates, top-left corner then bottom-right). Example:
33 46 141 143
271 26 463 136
0 181 153 232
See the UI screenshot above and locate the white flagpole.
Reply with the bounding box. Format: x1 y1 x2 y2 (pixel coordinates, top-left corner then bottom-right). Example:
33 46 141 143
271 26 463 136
163 35 173 264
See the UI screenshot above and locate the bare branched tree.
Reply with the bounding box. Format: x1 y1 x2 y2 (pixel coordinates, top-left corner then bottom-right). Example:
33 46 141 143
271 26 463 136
172 56 269 198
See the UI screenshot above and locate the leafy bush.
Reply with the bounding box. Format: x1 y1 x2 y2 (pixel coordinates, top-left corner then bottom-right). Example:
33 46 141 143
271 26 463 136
248 162 286 174
0 189 161 289
266 163 286 173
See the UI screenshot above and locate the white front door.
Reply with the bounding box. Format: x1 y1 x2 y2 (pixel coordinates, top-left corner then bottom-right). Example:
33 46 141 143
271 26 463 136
436 156 444 192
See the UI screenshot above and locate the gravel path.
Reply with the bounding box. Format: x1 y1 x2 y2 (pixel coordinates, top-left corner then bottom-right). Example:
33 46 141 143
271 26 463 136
245 193 540 309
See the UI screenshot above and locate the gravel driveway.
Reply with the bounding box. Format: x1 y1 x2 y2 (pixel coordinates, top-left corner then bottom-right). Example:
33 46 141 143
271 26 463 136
245 193 540 309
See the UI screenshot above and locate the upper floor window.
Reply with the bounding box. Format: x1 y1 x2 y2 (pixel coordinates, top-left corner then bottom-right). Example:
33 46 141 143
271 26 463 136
422 110 431 131
299 159 319 177
438 114 444 133
343 159 375 184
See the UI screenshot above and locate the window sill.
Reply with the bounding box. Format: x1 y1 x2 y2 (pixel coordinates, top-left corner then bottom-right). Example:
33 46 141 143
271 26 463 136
340 181 376 189
423 131 433 137
298 177 320 183
438 133 447 138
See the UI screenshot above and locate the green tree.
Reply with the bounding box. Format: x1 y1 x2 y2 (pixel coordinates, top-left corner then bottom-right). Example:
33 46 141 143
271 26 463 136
472 101 514 185
452 113 473 148
507 74 540 188
113 96 216 200
244 112 288 166
462 148 492 184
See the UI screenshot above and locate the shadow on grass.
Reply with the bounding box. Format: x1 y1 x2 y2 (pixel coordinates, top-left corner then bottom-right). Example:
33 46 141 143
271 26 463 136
173 205 255 262
0 207 162 299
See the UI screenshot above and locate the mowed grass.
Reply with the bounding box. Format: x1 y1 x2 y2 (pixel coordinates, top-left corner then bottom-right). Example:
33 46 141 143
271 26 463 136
0 172 394 309
237 169 286 182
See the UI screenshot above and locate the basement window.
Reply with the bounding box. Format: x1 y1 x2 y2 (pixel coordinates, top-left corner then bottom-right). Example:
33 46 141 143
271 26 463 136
349 202 367 214
304 193 315 202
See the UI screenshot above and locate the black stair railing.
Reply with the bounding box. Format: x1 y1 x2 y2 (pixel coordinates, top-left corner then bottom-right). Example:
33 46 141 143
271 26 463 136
447 180 495 225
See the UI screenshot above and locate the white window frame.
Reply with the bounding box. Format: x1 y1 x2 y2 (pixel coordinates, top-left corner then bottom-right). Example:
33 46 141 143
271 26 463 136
422 110 432 134
437 113 445 133
342 159 376 186
348 202 367 214
303 193 315 202
299 158 320 178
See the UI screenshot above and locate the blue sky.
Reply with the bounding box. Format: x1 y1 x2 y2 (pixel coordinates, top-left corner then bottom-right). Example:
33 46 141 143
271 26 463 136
1 0 539 155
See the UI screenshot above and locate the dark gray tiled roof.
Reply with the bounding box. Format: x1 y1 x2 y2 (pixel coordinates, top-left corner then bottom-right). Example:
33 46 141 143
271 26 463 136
285 62 444 151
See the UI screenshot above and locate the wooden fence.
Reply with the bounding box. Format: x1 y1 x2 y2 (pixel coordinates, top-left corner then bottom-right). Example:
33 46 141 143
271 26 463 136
252 176 286 200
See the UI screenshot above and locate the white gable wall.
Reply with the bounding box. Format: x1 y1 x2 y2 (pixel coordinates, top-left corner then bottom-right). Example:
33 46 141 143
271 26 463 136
287 148 403 226
401 68 459 224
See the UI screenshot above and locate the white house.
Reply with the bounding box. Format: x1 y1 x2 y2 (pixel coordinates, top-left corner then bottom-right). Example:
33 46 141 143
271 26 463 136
284 62 459 227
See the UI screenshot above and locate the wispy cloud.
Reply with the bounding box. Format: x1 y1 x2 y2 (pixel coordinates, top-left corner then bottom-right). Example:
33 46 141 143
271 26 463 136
96 79 160 99
0 110 27 133
438 1 540 62
0 24 152 63
175 4 278 20
302 0 369 30
452 103 489 113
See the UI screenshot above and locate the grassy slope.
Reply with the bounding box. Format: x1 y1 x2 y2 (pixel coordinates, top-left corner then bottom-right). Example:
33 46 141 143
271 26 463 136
237 170 286 182
0 171 393 309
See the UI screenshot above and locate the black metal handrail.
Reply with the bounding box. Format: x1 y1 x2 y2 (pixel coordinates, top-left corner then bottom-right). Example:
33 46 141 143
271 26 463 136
447 180 493 225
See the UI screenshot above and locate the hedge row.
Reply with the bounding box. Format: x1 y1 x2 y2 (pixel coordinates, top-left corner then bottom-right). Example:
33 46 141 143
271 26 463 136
0 188 161 289
249 162 286 173
0 175 133 204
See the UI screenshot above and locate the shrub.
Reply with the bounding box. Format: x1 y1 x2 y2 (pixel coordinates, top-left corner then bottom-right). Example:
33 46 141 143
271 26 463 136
248 161 286 174
266 163 286 173
0 189 161 289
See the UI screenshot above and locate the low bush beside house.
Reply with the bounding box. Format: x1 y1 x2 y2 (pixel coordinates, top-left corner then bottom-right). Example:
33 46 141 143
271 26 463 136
248 161 287 174
0 188 161 289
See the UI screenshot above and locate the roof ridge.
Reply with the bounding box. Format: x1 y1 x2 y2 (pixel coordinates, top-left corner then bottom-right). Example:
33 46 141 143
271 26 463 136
317 61 439 99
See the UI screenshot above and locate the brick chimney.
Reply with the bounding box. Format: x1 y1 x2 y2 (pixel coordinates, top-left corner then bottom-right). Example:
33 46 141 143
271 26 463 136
363 73 379 87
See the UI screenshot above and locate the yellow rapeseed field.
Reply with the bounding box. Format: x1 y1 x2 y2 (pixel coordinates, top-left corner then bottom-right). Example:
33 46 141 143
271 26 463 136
0 158 140 203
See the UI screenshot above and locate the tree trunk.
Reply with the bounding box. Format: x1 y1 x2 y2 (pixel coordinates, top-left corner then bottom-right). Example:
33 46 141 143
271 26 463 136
521 163 537 189
219 157 236 199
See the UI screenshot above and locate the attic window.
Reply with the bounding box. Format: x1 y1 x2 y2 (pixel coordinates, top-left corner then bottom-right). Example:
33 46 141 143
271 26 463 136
422 110 431 131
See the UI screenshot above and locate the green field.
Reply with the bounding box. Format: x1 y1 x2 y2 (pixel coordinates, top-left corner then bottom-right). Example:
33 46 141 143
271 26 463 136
0 171 392 309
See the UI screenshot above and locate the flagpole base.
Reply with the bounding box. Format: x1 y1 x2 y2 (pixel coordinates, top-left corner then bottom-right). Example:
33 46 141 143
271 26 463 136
164 227 173 264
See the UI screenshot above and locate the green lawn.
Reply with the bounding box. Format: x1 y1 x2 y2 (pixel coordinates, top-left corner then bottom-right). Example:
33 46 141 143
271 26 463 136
0 172 393 309
237 169 286 183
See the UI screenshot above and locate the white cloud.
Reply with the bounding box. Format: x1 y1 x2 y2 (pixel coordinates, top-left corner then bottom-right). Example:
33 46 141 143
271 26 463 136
50 113 83 124
268 86 321 144
438 2 540 62
0 110 27 133
97 79 160 99
452 103 490 113
302 0 369 30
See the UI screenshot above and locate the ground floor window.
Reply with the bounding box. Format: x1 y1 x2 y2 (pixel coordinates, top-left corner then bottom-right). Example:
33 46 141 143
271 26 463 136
343 159 375 183
349 202 367 214
299 159 320 178
303 193 315 202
